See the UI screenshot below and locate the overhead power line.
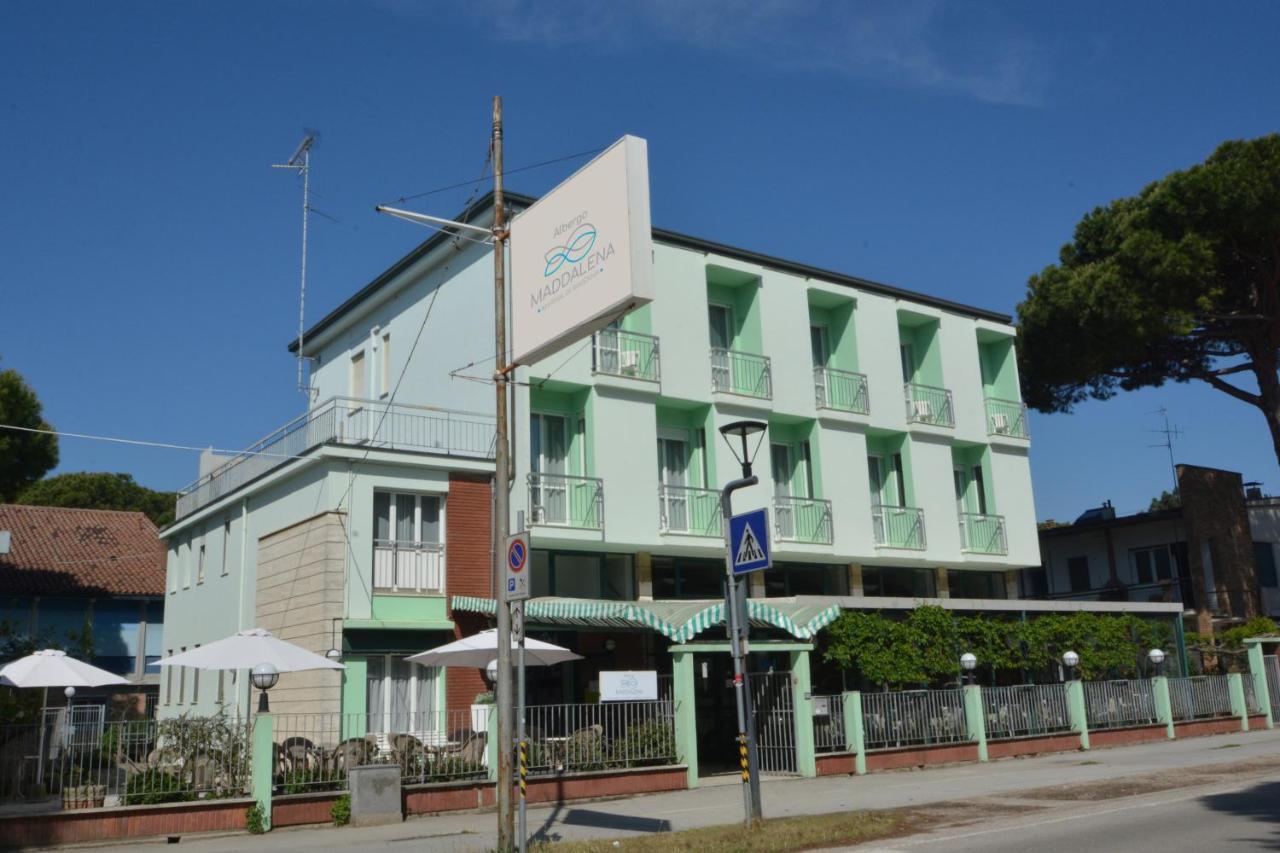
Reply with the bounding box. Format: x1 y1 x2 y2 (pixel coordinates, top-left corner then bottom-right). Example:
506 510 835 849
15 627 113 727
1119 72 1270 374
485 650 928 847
384 146 605 205
0 424 304 461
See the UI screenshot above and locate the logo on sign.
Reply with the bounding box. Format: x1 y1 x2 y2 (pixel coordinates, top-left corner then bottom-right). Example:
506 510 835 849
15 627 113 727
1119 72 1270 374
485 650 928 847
531 212 616 315
543 222 597 276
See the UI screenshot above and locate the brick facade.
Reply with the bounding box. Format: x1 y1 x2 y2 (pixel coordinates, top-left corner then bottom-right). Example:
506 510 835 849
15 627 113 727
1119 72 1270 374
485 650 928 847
446 475 494 713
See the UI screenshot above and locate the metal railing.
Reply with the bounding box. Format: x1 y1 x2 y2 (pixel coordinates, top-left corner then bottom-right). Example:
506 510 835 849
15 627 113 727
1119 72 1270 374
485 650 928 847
271 710 488 791
871 504 926 550
985 397 1029 439
904 383 955 427
814 366 869 414
1168 675 1234 721
709 348 772 399
657 484 721 537
528 472 604 530
982 684 1072 740
811 694 846 753
1245 672 1262 716
175 397 495 519
592 329 661 382
861 689 969 751
958 513 1008 555
1084 679 1158 729
373 541 444 594
522 700 677 775
774 495 833 545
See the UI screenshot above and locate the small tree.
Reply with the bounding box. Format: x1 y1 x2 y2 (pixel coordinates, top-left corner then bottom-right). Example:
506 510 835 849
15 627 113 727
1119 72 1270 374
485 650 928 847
18 471 176 528
0 368 58 501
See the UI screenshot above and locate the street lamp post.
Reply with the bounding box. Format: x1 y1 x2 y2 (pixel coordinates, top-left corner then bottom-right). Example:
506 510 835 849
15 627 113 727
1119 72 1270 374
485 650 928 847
960 652 977 686
1062 650 1080 682
718 419 767 824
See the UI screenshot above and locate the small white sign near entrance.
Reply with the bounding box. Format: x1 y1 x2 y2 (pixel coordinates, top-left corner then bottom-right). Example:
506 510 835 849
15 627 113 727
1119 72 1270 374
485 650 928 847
599 670 659 702
510 136 654 366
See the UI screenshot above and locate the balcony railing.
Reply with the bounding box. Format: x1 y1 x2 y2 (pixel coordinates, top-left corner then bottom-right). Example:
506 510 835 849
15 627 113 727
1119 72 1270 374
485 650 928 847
528 472 604 530
774 496 834 545
814 366 870 414
985 397 1029 439
591 329 660 382
373 541 444 594
175 397 495 520
957 513 1007 555
872 504 926 550
903 383 954 427
710 348 772 399
657 485 721 536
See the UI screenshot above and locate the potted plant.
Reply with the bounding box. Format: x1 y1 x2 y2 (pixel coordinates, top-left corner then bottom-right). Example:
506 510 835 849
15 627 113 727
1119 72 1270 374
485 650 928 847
471 691 494 734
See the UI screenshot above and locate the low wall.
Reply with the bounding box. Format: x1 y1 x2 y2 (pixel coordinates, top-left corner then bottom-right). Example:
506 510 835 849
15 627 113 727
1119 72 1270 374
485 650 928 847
1088 724 1169 749
867 741 980 772
986 732 1081 759
404 765 688 817
0 797 252 848
1174 717 1246 738
272 790 345 829
815 751 857 776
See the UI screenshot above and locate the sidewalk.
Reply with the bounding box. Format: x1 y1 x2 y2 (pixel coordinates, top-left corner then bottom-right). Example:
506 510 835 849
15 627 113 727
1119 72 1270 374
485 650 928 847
53 727 1280 852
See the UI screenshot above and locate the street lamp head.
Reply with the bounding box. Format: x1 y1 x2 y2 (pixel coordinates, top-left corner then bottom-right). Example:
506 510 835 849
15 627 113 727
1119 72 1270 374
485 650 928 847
485 659 499 683
960 653 977 672
251 662 279 691
325 647 343 663
63 686 75 700
1148 648 1166 666
719 420 768 479
1062 650 1080 669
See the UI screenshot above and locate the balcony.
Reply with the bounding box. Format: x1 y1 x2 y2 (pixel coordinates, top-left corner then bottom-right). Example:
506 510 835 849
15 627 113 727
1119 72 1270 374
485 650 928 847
904 383 954 427
657 485 721 536
775 496 833 545
373 541 444 594
175 397 495 520
957 513 1007 556
528 472 604 530
710 348 772 400
814 367 869 415
592 329 661 382
984 397 1029 439
872 504 927 550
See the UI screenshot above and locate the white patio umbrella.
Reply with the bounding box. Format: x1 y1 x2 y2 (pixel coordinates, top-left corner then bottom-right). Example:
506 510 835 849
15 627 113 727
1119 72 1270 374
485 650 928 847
0 649 130 786
407 629 582 668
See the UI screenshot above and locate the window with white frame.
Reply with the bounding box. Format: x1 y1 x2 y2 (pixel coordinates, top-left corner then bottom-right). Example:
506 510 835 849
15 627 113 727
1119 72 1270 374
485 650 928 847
365 655 441 735
221 517 231 576
197 543 206 585
351 350 366 399
1131 545 1175 585
373 491 444 593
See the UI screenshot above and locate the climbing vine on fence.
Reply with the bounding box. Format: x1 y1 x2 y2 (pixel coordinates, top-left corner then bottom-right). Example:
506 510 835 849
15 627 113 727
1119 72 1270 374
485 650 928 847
822 605 1173 688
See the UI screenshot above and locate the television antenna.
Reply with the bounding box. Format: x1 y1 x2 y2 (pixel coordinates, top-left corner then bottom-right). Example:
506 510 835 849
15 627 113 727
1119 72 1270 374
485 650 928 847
1148 407 1184 496
272 131 319 398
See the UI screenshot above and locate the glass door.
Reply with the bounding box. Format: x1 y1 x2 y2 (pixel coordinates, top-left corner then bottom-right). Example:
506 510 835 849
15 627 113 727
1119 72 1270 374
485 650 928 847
709 304 732 390
657 433 689 532
899 342 915 384
772 443 795 539
597 320 620 374
531 414 568 523
811 325 829 406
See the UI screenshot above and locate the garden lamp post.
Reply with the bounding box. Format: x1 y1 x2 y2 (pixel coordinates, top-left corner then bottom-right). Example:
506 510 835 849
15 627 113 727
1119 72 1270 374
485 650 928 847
960 653 977 686
251 662 279 713
1148 648 1166 676
1062 650 1080 682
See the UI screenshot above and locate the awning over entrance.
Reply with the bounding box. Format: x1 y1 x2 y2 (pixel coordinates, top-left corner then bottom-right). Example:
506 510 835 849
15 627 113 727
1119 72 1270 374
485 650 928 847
449 596 840 642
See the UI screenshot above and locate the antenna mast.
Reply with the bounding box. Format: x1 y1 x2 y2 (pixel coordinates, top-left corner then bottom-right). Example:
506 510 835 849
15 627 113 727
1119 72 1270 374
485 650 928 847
272 131 319 398
1148 406 1184 496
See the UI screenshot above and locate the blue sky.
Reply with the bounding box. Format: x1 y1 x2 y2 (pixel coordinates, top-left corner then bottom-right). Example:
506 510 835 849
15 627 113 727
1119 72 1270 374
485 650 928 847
1 1 1277 522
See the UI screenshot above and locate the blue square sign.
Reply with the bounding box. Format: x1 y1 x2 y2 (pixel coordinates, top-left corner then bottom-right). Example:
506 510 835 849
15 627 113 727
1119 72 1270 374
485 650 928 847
728 508 771 575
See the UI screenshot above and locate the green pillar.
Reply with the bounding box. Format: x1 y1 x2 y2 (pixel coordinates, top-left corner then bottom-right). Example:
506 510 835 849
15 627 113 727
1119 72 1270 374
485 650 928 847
1228 672 1249 731
1247 643 1273 729
486 702 498 782
1065 680 1090 750
1174 618 1189 677
1152 676 1175 740
962 684 988 762
251 712 274 831
790 650 816 778
841 691 866 775
672 650 699 787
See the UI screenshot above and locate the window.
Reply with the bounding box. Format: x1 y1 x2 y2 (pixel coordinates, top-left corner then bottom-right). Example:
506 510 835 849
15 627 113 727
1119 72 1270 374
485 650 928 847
197 543 206 585
178 647 187 704
765 563 847 597
530 551 634 600
810 325 829 369
1067 557 1091 592
652 556 723 599
380 332 391 398
218 670 225 705
708 304 732 349
365 655 441 733
221 517 231 576
869 454 907 507
182 537 191 589
1255 542 1278 588
947 570 1007 600
1020 567 1048 598
899 343 915 383
351 350 366 399
863 566 936 598
1131 546 1174 585
971 466 987 515
192 645 200 702
373 491 445 593
165 650 173 704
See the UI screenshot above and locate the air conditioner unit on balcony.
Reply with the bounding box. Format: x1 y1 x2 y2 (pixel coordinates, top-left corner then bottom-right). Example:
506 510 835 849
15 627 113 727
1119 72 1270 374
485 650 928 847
620 350 640 375
991 413 1011 434
911 400 933 421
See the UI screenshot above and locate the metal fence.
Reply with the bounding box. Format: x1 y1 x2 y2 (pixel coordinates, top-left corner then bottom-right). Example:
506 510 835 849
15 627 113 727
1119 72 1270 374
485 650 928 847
811 694 846 753
1083 679 1158 729
592 329 661 382
904 383 955 427
774 496 834 545
982 684 1072 740
1168 675 1234 722
957 513 1008 555
984 397 1030 438
1244 673 1262 716
657 485 721 537
814 366 870 414
527 472 605 530
710 348 772 399
522 700 676 776
871 504 927 550
861 689 969 751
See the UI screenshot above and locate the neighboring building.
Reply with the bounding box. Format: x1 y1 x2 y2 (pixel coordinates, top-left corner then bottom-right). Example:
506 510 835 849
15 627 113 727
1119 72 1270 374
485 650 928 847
1025 464 1280 634
0 505 165 716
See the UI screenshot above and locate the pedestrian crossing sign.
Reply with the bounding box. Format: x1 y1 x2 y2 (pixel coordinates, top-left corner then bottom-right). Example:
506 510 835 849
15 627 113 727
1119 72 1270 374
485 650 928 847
728 508 771 575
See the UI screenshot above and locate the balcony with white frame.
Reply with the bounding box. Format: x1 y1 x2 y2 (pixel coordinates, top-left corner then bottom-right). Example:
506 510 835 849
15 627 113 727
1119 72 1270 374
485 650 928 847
528 472 604 530
872 504 927 550
774 495 834 546
591 329 661 383
984 398 1030 439
814 367 869 415
373 541 445 594
904 383 955 428
657 485 721 537
710 348 772 400
957 513 1008 556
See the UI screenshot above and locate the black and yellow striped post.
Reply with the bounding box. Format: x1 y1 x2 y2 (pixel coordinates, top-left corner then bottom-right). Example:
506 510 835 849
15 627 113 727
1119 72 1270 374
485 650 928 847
518 740 528 800
738 733 750 783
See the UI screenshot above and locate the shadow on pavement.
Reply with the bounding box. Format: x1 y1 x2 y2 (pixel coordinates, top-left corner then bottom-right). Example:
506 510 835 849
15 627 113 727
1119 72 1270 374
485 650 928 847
559 808 672 833
1201 779 1280 850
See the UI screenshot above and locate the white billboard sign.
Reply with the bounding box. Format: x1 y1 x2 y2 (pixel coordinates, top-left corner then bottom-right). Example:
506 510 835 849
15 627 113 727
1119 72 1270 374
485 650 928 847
510 135 653 366
599 670 659 702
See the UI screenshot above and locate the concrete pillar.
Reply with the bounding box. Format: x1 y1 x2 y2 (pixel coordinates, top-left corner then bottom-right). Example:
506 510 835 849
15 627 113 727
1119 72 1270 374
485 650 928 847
962 684 988 762
1004 570 1020 600
749 573 766 599
791 650 817 778
486 704 498 781
251 713 274 831
636 552 653 601
841 690 866 775
1065 680 1090 749
1247 643 1273 729
1152 676 1176 739
672 650 699 787
848 564 863 596
936 567 951 599
1228 672 1249 731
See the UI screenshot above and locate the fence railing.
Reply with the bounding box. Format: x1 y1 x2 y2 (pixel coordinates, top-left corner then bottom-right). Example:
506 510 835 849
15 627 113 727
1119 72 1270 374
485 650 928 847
814 366 869 414
871 504 926 550
904 383 955 427
958 513 1007 555
1168 675 1234 721
522 700 677 776
175 397 496 519
774 495 834 545
1245 672 1262 716
1084 679 1158 729
861 689 969 751
710 348 772 399
811 694 846 753
985 397 1029 439
657 485 721 537
592 329 661 382
373 542 444 594
982 684 1072 740
528 472 604 530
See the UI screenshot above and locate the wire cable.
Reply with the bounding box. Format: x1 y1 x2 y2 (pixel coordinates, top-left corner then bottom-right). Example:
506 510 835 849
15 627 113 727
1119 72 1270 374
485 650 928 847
0 424 306 461
385 146 605 205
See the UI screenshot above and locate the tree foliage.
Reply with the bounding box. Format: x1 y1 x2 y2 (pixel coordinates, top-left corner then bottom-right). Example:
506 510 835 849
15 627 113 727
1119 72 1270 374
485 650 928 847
18 471 176 528
1148 490 1181 512
1017 134 1280 463
0 368 58 502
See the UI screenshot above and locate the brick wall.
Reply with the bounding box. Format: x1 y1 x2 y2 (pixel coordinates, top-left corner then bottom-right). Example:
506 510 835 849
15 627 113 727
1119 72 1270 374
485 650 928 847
1178 465 1259 628
446 475 493 713
0 798 251 846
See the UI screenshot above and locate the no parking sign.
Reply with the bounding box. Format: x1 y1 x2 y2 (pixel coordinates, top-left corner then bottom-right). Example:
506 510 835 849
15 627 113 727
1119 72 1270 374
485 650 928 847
505 531 531 602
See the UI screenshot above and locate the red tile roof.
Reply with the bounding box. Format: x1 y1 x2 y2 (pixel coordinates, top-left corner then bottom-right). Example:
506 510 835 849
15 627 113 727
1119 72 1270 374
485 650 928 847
0 504 165 597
